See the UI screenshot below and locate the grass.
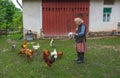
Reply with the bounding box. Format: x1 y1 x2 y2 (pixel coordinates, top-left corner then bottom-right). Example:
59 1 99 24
0 34 120 78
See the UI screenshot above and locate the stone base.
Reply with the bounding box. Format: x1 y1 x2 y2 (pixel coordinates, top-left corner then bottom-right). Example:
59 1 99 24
87 31 117 37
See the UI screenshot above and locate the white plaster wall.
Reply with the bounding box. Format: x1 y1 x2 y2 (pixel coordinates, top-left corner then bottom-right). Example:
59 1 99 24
23 0 42 38
89 0 120 32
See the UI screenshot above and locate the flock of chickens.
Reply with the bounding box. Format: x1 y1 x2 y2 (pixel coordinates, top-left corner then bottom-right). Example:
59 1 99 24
17 39 63 67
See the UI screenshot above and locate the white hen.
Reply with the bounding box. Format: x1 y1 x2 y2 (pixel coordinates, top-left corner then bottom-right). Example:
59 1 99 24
50 38 54 48
32 43 40 50
51 49 58 59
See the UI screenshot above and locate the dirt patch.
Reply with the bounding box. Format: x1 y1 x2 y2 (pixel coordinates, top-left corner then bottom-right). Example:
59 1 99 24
88 36 117 40
102 45 115 49
1 48 9 52
88 45 120 51
7 39 17 44
27 42 36 44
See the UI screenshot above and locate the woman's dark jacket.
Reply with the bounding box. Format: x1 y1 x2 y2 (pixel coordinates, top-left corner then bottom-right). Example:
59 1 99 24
74 23 86 43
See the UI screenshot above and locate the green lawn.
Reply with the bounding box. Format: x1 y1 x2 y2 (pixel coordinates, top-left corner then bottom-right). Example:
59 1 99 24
0 34 120 78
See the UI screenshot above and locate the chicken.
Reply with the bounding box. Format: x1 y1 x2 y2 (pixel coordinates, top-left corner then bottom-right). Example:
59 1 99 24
18 49 25 54
51 49 63 58
51 49 58 59
21 40 27 49
50 38 55 48
57 52 64 58
12 44 16 49
43 50 55 67
19 40 34 59
18 48 34 58
32 43 40 51
24 49 34 58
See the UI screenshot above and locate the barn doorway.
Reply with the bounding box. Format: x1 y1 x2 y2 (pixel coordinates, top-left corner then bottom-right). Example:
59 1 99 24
42 0 89 37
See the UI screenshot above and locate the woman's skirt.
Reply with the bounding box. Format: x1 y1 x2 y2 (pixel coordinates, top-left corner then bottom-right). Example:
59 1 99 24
75 41 86 52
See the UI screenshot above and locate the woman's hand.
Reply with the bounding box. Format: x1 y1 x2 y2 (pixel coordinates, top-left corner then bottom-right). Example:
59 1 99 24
72 33 78 36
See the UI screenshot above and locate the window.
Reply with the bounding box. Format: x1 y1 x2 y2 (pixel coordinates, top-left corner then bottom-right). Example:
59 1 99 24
103 8 112 22
104 0 115 5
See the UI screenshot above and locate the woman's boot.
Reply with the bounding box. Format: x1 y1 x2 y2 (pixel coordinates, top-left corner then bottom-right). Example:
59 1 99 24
76 52 84 63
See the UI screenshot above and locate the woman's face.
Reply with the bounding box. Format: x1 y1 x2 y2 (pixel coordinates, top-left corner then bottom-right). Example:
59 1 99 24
75 20 81 26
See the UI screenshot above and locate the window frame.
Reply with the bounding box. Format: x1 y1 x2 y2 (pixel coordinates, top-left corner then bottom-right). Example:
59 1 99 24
103 7 112 22
104 0 115 5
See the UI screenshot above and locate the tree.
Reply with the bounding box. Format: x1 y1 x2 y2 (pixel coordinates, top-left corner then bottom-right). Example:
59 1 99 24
13 8 22 31
0 0 22 31
0 0 7 29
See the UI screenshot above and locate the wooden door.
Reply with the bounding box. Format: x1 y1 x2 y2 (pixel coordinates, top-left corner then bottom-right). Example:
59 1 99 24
42 0 89 37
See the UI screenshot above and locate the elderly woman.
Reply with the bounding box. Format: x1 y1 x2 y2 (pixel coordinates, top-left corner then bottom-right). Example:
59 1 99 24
73 18 87 64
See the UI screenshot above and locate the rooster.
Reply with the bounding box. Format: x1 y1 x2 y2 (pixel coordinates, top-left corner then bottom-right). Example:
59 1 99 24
18 48 34 58
43 50 55 67
21 40 27 49
19 40 34 59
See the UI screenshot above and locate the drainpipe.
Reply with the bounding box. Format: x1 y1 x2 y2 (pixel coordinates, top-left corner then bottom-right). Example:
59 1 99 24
16 0 22 9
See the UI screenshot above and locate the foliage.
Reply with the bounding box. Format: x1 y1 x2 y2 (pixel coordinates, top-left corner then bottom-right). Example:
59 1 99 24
13 8 22 31
0 0 22 31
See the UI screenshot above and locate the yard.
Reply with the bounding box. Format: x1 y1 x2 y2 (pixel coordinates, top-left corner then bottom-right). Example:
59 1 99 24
0 34 120 78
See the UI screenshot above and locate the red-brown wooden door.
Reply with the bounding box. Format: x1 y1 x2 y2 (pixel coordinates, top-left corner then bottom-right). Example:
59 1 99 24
42 0 89 37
